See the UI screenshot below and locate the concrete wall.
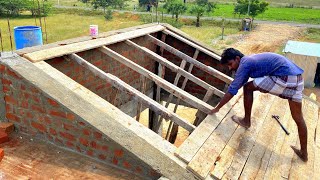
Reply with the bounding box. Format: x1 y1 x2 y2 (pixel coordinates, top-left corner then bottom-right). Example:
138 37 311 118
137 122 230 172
0 53 159 179
162 34 230 100
46 36 157 115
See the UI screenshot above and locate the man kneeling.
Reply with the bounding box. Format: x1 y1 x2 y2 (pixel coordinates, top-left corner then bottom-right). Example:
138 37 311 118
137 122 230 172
210 48 308 162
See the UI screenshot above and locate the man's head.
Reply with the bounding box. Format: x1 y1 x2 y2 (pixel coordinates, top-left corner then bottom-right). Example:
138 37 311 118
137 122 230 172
221 48 244 71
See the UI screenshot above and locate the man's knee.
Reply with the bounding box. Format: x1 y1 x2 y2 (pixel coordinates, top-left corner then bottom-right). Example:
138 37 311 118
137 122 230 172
243 81 257 92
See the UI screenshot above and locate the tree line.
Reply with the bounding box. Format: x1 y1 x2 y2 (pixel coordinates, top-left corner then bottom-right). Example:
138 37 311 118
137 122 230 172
0 0 52 16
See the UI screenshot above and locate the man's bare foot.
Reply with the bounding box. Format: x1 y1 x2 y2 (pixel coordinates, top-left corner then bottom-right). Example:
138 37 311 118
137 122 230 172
231 115 250 129
291 145 308 162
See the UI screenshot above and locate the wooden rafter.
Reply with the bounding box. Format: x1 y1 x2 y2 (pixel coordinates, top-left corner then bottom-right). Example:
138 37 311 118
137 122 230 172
67 53 196 132
125 40 225 98
146 35 233 84
23 25 165 62
98 46 213 114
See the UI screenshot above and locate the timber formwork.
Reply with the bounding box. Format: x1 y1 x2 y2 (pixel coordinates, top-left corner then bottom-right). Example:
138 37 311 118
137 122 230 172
1 23 319 179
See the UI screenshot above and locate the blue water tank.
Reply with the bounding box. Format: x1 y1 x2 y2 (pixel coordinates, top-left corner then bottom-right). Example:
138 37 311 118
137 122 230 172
14 26 43 50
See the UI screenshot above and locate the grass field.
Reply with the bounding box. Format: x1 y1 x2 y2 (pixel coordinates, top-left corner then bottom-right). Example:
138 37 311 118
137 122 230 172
0 12 143 51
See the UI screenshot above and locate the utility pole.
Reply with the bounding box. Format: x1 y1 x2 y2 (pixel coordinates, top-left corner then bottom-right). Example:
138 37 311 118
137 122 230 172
247 0 251 16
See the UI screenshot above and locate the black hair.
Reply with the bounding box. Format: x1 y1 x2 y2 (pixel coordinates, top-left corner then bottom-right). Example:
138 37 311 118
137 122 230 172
220 48 244 64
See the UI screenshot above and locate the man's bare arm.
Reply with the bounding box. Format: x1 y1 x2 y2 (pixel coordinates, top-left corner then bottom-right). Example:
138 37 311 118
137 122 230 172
210 92 234 114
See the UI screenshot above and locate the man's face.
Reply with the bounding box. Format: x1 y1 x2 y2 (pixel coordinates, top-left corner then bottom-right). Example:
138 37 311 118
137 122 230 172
226 56 240 72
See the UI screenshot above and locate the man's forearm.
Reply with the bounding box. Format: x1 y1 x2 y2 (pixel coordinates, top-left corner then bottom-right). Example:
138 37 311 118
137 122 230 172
216 92 234 110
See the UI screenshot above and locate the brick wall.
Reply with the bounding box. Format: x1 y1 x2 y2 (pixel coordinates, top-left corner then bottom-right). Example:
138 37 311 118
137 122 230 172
0 63 159 178
162 35 231 99
46 36 157 109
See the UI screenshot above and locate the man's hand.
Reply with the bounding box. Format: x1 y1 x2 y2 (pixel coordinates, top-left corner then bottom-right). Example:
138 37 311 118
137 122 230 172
210 107 220 114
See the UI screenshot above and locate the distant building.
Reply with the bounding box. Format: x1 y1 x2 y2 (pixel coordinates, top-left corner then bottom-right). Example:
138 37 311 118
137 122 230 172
283 40 320 87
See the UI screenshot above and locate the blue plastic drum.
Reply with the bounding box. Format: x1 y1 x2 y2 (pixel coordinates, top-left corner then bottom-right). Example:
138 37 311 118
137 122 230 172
14 26 43 50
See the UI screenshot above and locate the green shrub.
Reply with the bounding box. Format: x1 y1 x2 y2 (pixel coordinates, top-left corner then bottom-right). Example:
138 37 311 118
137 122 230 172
104 9 113 20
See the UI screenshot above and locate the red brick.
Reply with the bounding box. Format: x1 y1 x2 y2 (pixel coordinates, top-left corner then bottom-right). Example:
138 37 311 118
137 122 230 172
66 141 74 148
4 95 17 105
49 110 66 118
20 84 26 91
112 157 118 165
31 105 45 113
123 161 131 169
101 145 108 152
30 87 39 93
5 104 12 113
66 113 75 121
0 148 4 162
135 166 142 174
49 128 57 135
21 100 28 108
44 116 52 124
114 149 124 158
78 121 86 126
0 122 14 134
7 69 21 79
26 112 33 119
0 64 6 72
98 154 106 160
2 78 12 86
47 99 59 107
79 137 89 146
31 122 46 132
32 96 40 103
60 132 75 141
0 131 9 144
63 123 75 131
3 86 10 93
6 113 20 122
82 129 91 136
87 150 94 156
90 141 99 149
93 132 102 139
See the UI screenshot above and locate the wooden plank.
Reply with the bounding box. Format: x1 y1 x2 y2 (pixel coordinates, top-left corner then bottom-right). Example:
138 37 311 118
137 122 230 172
289 99 318 180
24 25 165 62
125 40 225 98
146 35 233 84
68 53 196 132
174 90 243 163
316 109 320 148
214 93 276 179
186 95 246 179
260 109 291 179
193 88 215 126
99 46 213 114
162 29 221 60
136 75 146 121
238 98 290 179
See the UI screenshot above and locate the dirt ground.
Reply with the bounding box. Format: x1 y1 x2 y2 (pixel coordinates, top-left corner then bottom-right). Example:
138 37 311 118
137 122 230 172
141 23 319 148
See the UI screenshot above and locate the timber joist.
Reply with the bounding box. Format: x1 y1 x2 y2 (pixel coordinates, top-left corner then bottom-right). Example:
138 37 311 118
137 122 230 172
22 23 232 138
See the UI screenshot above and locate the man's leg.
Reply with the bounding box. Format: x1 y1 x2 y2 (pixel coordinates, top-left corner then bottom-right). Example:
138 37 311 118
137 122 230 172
288 100 308 162
232 81 258 129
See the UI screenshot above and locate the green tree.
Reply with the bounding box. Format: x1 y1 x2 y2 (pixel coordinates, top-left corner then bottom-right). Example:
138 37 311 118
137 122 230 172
79 0 91 6
92 0 112 13
163 0 187 22
234 0 268 19
189 0 216 27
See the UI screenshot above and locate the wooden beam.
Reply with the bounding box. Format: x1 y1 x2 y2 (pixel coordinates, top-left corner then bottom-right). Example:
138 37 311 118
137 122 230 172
136 75 146 121
193 87 215 126
98 46 213 114
146 35 233 84
162 29 221 60
24 25 165 62
68 53 196 132
125 40 224 98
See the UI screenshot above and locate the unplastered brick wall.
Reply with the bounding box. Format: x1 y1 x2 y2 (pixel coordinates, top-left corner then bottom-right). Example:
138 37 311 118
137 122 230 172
0 63 159 178
46 36 157 109
163 35 231 98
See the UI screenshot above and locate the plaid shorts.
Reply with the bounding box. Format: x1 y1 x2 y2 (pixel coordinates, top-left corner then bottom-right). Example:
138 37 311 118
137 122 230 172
253 75 304 102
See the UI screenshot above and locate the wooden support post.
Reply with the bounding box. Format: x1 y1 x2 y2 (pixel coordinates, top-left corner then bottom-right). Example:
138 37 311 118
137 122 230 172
136 75 146 121
153 63 165 134
146 34 233 84
111 87 120 107
166 49 199 143
68 53 196 132
193 87 215 126
98 46 213 114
